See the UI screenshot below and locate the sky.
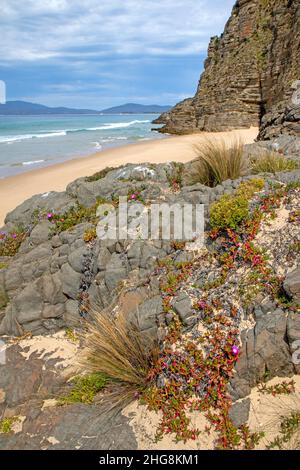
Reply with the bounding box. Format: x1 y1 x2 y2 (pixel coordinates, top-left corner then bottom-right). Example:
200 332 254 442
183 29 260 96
0 0 236 109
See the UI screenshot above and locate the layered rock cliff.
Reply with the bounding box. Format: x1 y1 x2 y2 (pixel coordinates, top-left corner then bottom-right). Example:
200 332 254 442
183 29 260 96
154 0 300 139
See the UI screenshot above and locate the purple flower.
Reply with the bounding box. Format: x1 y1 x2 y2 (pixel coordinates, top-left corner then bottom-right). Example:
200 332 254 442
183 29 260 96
232 345 239 356
47 212 53 219
11 233 17 239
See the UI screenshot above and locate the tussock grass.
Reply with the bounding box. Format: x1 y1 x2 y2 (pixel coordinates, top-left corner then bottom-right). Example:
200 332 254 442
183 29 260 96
189 138 247 187
79 310 158 409
251 152 300 174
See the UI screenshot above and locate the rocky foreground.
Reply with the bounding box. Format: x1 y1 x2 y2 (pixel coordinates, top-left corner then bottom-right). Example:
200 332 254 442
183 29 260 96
0 135 299 449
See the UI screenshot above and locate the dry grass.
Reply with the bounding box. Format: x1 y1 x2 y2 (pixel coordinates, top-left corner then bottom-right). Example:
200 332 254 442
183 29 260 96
189 138 247 187
251 152 300 174
79 310 158 409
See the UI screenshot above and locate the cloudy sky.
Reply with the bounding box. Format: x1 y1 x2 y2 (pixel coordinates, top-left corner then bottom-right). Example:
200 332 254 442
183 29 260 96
0 0 235 109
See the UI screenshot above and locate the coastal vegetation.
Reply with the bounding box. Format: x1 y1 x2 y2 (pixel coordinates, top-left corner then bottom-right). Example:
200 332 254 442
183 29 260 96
190 139 246 187
58 373 108 405
79 310 158 409
0 417 20 434
251 152 300 174
0 229 27 257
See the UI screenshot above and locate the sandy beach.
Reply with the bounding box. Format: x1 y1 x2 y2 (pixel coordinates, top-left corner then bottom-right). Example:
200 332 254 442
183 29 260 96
0 127 258 226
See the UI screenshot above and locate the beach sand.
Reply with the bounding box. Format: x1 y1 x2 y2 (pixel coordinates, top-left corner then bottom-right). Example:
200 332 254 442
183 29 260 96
0 127 258 226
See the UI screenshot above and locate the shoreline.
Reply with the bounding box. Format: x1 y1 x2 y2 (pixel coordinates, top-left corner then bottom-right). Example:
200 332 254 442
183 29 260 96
0 127 258 226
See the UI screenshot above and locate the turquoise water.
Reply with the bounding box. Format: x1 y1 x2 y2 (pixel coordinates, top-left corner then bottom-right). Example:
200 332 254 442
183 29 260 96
0 114 164 178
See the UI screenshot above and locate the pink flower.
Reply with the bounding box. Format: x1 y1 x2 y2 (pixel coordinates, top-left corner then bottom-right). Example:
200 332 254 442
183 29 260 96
47 212 53 219
11 233 17 239
131 194 137 200
232 345 239 356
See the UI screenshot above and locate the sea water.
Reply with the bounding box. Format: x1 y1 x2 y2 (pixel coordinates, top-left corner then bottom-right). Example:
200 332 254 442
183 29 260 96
0 114 164 178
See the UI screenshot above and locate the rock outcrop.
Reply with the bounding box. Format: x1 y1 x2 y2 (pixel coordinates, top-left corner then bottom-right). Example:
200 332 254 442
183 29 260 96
154 0 300 139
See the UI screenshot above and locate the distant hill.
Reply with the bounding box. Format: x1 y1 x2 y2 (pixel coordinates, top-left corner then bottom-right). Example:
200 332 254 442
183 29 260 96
100 103 171 114
0 101 99 115
0 100 171 115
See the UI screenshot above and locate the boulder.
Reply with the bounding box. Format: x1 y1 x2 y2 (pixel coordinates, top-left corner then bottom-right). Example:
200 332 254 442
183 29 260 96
284 267 300 303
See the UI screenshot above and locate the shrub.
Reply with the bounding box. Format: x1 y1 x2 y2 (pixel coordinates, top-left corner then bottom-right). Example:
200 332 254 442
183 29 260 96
0 230 27 257
251 152 300 174
189 139 247 187
58 372 107 405
210 179 265 231
79 310 158 409
83 227 97 243
210 194 249 230
51 203 99 234
0 417 20 434
236 178 265 198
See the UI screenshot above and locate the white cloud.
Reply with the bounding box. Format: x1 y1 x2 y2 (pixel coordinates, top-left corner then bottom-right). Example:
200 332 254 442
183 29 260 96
0 0 236 64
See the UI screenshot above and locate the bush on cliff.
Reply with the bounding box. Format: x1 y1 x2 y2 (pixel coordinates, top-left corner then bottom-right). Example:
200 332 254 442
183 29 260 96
189 139 247 187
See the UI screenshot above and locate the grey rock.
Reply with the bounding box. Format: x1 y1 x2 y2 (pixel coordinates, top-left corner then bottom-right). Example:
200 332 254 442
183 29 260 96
68 246 88 273
42 304 65 319
104 253 128 292
14 283 43 324
5 191 75 226
64 300 80 326
284 267 300 303
229 398 251 428
60 264 81 300
136 295 163 332
28 221 51 246
173 292 194 325
40 272 65 304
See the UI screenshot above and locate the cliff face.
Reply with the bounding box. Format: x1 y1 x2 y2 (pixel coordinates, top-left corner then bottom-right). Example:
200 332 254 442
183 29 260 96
155 0 300 139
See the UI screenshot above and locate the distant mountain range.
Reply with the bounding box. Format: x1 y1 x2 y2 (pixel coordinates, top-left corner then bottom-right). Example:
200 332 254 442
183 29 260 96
0 101 171 115
100 103 171 114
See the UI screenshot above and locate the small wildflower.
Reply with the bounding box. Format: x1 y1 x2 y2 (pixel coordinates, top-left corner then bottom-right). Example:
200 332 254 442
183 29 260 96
47 212 53 219
232 345 239 356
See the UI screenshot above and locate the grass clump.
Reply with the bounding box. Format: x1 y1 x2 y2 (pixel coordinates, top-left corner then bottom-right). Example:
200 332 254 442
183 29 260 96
79 310 158 409
251 152 300 174
58 372 107 405
0 417 20 434
189 139 247 187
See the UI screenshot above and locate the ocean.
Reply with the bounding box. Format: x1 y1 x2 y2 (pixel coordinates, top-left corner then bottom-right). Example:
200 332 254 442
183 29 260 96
0 114 164 178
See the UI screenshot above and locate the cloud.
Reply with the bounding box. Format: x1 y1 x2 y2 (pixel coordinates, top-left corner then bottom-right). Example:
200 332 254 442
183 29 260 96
0 0 236 64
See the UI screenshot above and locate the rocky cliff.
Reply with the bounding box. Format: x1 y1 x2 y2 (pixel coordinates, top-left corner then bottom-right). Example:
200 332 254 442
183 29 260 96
154 0 300 139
